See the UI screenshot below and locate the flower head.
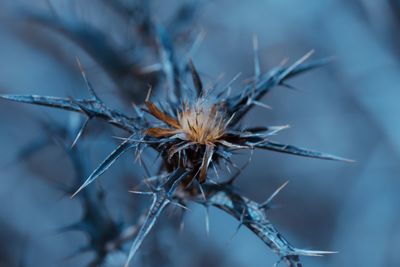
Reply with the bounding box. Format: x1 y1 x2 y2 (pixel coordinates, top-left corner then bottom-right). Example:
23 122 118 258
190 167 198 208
141 55 352 186
177 99 227 144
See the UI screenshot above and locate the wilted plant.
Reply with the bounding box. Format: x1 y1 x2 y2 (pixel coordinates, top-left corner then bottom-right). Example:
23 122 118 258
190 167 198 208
1 1 352 267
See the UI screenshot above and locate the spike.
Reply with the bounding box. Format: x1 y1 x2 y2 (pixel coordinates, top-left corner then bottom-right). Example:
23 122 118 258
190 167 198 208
256 140 355 162
278 50 315 81
71 136 135 197
146 85 153 102
124 170 188 267
188 59 203 96
204 206 210 237
75 57 100 101
294 248 338 257
260 181 289 209
128 190 154 196
70 117 90 149
253 34 261 80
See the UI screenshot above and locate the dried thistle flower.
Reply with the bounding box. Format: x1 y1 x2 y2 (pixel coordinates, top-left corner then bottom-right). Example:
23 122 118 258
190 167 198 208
0 5 353 266
141 56 351 189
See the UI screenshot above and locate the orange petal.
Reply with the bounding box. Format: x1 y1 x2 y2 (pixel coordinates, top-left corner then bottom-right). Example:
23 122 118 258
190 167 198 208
145 101 180 128
145 127 177 138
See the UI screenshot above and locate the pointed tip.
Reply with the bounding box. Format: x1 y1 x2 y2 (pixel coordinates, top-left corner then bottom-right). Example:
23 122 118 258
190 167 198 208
252 34 261 79
257 140 355 163
328 154 355 163
252 33 259 51
128 190 153 196
145 85 153 102
0 94 20 101
70 118 90 149
295 248 338 257
319 153 354 163
75 56 83 71
280 180 290 188
261 180 289 209
75 57 99 100
305 49 315 58
188 58 203 96
70 183 87 198
268 125 290 135
188 29 207 59
294 49 315 68
204 206 210 237
252 100 271 110
278 49 316 80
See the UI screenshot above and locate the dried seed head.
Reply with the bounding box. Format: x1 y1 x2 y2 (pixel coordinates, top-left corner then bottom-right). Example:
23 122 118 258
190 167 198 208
177 99 226 144
145 97 228 146
144 97 226 183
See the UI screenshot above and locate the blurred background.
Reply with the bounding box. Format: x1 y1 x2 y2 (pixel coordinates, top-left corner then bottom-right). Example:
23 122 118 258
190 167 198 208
0 0 399 266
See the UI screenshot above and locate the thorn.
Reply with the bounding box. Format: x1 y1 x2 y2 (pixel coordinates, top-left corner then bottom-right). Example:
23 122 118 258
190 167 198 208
257 140 355 163
229 207 246 241
219 72 242 98
294 248 339 257
138 156 152 178
131 103 144 118
179 214 185 234
224 112 236 128
226 164 231 174
253 34 261 80
252 100 272 110
281 82 301 91
145 84 153 102
187 29 206 59
71 182 88 198
204 206 210 237
70 117 90 149
128 190 154 196
260 181 289 209
143 178 157 193
279 58 289 67
212 163 220 181
71 137 134 197
197 180 206 201
75 57 100 101
139 63 163 74
188 58 203 96
142 172 170 184
268 125 290 135
278 50 315 80
225 155 251 184
170 201 191 211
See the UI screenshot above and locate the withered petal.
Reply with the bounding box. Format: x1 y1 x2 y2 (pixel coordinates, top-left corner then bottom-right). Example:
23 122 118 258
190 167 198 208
146 127 177 138
145 101 180 128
